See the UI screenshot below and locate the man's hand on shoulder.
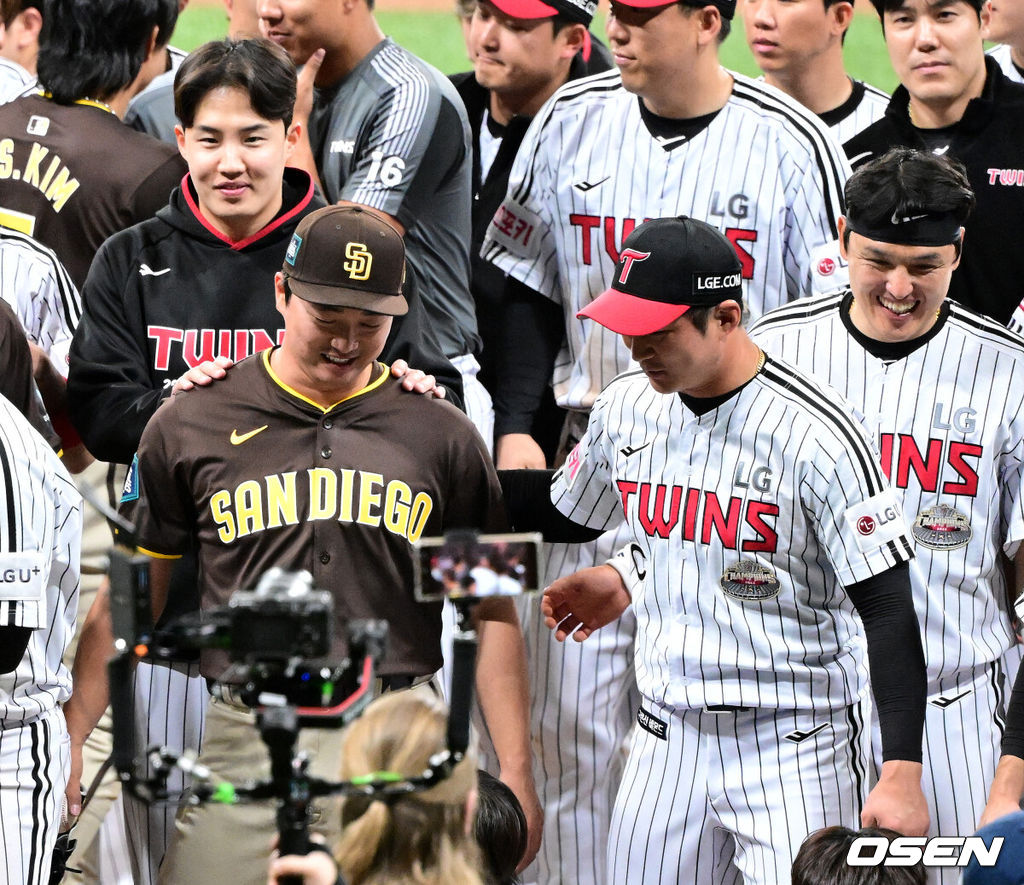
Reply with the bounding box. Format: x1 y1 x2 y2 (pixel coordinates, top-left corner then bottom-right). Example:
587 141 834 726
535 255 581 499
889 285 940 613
170 356 234 398
390 359 445 398
541 564 631 642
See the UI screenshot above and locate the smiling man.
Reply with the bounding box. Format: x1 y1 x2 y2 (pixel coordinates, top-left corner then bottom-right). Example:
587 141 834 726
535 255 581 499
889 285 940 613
751 148 1024 885
65 205 534 885
741 0 889 143
845 0 1024 325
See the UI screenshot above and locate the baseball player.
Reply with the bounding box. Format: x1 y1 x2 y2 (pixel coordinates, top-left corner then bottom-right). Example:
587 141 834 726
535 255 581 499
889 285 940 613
742 0 889 145
63 206 536 885
0 392 81 885
481 0 849 877
539 215 928 885
0 0 40 103
985 0 1024 85
750 149 1024 883
260 0 494 442
845 0 1024 326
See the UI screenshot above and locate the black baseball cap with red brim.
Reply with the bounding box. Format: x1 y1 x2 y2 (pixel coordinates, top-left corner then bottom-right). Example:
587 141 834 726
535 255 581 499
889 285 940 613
578 216 743 337
488 0 597 24
608 0 736 19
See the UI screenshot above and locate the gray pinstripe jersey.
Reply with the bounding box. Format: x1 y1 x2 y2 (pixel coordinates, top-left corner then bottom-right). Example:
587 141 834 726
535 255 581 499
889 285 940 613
309 38 478 358
0 395 80 722
0 227 81 374
482 69 850 412
550 356 913 710
988 44 1024 85
751 294 1024 683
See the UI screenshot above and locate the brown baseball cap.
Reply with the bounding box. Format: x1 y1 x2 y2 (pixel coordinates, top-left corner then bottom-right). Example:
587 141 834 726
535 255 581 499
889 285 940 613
282 205 409 316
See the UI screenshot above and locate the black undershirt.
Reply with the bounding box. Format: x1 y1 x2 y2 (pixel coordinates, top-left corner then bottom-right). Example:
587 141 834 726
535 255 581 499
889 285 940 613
839 291 951 361
637 98 722 150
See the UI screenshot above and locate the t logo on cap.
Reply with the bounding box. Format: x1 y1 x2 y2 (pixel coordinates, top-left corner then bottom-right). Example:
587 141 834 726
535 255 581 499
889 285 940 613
344 242 373 281
618 248 651 285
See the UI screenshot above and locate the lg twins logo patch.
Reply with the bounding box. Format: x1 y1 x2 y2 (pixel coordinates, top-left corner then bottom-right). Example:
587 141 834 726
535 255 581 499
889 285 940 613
817 257 836 276
617 248 650 284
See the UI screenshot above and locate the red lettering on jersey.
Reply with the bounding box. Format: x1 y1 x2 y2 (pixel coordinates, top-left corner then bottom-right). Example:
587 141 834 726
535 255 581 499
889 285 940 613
701 492 742 547
182 329 217 368
569 213 599 265
895 435 944 492
617 480 638 518
879 433 894 479
235 330 250 361
492 206 535 247
724 228 757 279
604 217 637 265
742 501 780 553
943 442 982 496
148 326 184 371
638 483 683 538
683 488 701 541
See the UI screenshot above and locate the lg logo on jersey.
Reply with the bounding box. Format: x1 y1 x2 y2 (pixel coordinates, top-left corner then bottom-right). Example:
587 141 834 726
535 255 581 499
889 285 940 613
855 506 899 537
847 836 1002 869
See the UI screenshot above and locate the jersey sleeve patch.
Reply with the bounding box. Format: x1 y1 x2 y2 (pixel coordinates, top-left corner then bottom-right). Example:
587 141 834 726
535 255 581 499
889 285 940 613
563 441 583 490
121 454 140 503
0 551 46 628
486 199 544 261
843 490 908 554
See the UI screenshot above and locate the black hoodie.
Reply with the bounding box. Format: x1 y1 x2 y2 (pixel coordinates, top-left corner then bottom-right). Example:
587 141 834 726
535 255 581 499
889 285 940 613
69 168 461 464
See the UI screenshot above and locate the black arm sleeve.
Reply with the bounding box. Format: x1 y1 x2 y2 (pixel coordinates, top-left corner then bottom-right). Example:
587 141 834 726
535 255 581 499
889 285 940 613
846 561 927 763
0 626 31 673
498 469 603 543
1002 652 1024 759
493 277 564 437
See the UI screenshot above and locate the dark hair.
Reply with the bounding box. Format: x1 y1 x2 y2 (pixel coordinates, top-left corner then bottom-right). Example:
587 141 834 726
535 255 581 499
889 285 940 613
869 0 984 25
174 38 297 130
37 0 179 103
474 771 527 885
792 827 927 885
843 148 975 256
678 1 732 42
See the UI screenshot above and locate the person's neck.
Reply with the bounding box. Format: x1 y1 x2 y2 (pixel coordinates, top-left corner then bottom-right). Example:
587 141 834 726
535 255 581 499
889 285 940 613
90 88 132 119
683 335 763 398
907 62 987 128
641 62 732 119
1012 44 1024 71
488 69 568 125
270 348 375 409
315 19 386 88
765 58 853 116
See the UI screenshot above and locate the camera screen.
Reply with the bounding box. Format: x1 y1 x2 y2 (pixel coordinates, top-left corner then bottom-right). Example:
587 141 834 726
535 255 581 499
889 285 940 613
413 532 543 602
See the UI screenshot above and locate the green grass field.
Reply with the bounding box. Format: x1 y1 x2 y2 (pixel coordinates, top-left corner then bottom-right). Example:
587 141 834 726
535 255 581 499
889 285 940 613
173 5 900 92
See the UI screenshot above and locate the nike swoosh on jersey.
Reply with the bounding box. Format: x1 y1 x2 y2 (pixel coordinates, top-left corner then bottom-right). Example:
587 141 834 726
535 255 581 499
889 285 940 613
783 723 830 743
620 442 651 457
933 145 950 155
230 425 269 445
574 175 610 192
655 134 688 149
139 264 171 277
929 689 972 708
848 151 873 166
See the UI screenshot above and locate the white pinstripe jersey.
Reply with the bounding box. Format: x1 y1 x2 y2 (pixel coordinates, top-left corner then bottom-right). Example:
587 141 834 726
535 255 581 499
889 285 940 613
988 44 1024 85
0 227 81 375
750 294 1024 684
550 356 913 711
0 395 80 722
830 80 890 147
482 69 850 412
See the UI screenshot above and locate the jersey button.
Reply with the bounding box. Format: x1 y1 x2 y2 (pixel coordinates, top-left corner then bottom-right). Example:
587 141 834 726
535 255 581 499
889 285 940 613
320 446 332 459
323 418 333 430
319 551 330 565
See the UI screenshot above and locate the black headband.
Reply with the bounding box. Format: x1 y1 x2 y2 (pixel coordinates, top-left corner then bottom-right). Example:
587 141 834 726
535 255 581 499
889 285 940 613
845 210 962 247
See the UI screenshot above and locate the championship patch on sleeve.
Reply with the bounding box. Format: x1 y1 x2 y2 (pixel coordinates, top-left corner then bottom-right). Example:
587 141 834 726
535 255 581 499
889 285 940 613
486 199 543 260
843 490 908 553
121 454 140 503
0 551 46 602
